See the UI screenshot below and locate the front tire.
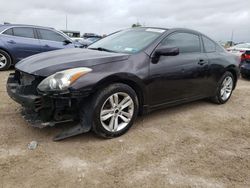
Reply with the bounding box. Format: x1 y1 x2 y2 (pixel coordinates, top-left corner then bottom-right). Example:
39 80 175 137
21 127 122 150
0 50 12 71
210 72 234 104
84 83 139 138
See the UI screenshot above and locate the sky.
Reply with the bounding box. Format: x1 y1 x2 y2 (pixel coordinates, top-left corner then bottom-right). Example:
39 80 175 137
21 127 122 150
0 0 249 42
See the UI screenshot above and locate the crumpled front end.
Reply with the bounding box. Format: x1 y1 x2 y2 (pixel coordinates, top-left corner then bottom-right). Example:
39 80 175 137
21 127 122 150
6 70 80 128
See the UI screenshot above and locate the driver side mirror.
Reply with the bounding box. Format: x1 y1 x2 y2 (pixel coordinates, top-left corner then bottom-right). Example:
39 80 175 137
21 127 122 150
64 40 72 45
152 46 179 64
155 46 179 56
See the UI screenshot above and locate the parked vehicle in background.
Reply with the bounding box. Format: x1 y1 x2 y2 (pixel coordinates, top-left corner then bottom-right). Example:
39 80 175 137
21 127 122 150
0 24 82 70
70 37 101 48
224 41 235 48
71 37 85 44
6 27 239 140
61 30 84 45
80 33 102 47
227 43 250 56
81 37 102 47
61 30 81 38
82 33 102 39
240 50 250 78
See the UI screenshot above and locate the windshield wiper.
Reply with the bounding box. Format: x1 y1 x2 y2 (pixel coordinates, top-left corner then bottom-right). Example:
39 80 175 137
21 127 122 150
88 47 116 53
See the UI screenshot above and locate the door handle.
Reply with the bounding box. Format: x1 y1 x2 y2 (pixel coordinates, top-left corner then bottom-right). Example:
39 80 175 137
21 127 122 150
7 40 16 44
198 59 208 66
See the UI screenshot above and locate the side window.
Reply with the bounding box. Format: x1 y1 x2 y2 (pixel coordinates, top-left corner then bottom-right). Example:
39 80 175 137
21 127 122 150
3 28 13 36
39 29 66 42
203 36 216 53
12 27 35 38
161 32 201 53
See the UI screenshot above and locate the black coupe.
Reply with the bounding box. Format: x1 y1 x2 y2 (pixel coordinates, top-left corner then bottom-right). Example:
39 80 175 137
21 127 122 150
7 27 240 140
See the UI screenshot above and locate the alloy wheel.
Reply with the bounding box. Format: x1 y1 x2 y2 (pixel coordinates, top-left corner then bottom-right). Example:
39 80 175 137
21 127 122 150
0 53 7 69
220 76 233 101
100 92 134 132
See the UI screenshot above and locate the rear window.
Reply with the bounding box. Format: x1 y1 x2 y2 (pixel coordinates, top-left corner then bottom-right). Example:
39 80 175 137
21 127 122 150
203 36 216 53
12 27 35 39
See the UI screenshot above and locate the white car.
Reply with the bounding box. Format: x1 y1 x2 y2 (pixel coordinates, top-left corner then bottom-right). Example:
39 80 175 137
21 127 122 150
71 37 84 43
227 43 250 56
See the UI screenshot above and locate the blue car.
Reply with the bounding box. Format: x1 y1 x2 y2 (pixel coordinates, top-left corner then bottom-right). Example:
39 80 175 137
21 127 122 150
0 24 81 70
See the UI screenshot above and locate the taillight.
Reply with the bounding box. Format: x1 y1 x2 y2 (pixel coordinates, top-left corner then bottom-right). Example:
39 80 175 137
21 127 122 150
240 50 246 53
241 54 250 61
245 54 250 60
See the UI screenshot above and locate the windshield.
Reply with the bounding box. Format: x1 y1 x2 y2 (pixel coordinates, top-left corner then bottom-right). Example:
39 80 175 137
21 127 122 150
88 28 166 54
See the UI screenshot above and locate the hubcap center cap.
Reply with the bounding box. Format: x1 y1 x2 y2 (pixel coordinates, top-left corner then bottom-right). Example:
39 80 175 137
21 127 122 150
114 109 119 114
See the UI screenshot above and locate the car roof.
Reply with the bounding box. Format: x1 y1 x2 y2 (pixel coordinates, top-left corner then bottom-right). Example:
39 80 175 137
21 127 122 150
169 28 204 35
131 27 204 35
0 24 72 41
132 26 168 31
0 24 54 31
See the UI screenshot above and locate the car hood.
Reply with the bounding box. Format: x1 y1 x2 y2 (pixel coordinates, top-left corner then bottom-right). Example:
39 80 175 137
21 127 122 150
16 48 130 77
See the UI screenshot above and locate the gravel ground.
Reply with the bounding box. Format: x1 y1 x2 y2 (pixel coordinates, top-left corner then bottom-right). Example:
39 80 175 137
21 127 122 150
0 70 249 188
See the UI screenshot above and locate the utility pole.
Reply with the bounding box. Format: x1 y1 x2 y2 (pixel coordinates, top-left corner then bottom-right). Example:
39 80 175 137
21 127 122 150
66 15 68 30
230 30 234 46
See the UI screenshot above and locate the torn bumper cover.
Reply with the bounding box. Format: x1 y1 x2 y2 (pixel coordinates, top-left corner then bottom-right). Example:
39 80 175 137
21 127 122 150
6 72 91 139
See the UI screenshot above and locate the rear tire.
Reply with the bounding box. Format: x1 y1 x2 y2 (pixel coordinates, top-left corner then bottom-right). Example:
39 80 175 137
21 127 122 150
81 83 139 138
210 72 234 104
0 50 12 71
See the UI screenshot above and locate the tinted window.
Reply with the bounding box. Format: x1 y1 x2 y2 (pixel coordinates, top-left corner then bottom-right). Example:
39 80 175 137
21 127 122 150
203 36 216 53
3 28 13 36
162 32 201 53
13 27 35 38
39 29 66 42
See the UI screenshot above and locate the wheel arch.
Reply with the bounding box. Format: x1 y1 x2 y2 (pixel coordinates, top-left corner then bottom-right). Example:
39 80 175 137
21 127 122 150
0 47 14 65
93 73 147 115
225 65 239 90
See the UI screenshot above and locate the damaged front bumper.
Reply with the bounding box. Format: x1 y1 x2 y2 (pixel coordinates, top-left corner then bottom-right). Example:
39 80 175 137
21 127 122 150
6 72 83 128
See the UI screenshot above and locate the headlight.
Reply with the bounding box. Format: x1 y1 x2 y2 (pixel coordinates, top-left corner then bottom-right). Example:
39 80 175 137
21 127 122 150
37 67 92 92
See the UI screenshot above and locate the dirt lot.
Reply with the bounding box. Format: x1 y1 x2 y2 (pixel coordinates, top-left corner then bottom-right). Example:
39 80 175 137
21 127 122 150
0 70 249 188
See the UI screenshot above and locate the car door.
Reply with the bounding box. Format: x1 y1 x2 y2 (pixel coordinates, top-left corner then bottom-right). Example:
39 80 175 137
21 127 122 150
37 28 75 52
202 36 229 95
1 27 42 61
148 32 209 106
